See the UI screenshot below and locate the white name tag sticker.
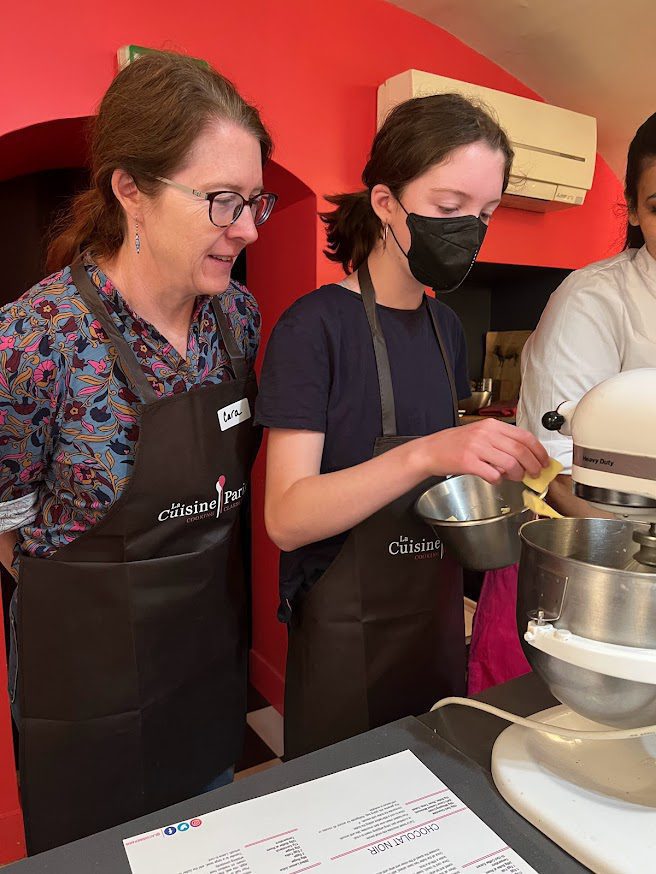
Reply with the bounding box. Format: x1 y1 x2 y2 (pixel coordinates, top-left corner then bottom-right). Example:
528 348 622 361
217 398 251 431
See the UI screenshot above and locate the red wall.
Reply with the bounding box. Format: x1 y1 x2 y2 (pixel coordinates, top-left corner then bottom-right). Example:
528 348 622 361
2 0 624 268
1 0 625 763
248 190 319 712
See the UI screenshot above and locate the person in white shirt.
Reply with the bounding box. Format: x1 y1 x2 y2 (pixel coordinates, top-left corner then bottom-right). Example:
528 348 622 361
518 112 656 515
468 112 656 696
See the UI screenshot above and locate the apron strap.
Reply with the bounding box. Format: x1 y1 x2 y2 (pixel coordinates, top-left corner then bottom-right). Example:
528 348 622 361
423 296 460 427
72 259 250 404
71 259 157 404
356 260 460 436
210 296 249 381
357 261 398 437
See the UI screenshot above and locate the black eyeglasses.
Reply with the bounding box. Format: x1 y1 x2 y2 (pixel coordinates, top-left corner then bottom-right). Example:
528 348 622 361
155 176 278 228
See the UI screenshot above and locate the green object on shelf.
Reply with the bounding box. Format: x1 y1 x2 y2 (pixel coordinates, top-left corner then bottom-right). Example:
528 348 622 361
117 45 210 70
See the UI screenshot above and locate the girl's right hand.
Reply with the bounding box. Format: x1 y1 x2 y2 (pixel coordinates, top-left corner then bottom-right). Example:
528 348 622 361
416 419 549 484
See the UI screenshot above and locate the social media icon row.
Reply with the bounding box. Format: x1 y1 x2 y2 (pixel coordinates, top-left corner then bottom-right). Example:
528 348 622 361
163 818 202 835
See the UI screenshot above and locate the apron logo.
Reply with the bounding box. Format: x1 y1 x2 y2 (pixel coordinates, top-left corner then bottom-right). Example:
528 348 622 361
215 475 226 517
157 475 247 524
388 534 444 559
217 398 251 431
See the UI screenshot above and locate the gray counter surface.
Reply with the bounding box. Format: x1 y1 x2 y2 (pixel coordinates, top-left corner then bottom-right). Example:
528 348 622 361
6 673 590 873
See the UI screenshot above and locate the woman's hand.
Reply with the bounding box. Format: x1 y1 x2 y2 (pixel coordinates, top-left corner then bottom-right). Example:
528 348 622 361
412 419 549 484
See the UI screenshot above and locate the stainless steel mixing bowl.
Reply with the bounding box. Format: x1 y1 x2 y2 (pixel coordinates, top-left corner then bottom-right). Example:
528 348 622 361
416 475 542 571
458 391 492 415
517 517 656 728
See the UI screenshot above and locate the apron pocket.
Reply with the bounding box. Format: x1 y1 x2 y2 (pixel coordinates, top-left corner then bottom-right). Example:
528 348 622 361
18 558 139 721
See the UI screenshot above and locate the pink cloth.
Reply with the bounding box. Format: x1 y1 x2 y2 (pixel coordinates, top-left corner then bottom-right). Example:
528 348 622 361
467 564 531 696
477 402 517 418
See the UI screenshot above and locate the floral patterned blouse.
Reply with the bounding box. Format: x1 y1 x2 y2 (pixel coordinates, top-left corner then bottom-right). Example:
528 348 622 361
0 257 260 563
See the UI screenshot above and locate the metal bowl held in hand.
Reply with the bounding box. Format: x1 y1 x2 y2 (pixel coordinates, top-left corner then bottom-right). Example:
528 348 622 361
415 475 540 571
517 517 656 728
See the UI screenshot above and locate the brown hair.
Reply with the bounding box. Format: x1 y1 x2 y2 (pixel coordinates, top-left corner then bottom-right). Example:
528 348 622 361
321 93 514 273
47 52 272 271
624 111 656 250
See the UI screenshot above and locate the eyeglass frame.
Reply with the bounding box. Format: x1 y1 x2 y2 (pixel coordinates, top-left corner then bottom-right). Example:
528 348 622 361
154 176 278 228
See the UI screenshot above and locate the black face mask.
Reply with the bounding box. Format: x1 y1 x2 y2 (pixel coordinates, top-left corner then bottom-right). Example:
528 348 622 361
391 204 487 292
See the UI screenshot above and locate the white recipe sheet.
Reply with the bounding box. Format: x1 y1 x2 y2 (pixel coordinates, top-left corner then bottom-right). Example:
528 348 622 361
124 750 537 874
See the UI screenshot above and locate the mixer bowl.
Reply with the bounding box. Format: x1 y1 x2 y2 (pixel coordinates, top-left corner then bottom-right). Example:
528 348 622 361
518 517 656 727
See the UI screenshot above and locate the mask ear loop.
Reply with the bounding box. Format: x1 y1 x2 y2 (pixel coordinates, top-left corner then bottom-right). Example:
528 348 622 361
387 221 408 258
386 195 410 258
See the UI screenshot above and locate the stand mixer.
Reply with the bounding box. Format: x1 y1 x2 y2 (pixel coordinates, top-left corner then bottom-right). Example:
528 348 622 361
434 368 656 874
498 368 656 874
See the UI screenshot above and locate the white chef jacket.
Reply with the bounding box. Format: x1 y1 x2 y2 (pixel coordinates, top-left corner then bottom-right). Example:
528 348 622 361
517 245 656 473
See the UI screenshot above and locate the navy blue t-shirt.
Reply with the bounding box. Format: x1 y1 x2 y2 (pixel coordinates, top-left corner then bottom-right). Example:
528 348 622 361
255 283 470 615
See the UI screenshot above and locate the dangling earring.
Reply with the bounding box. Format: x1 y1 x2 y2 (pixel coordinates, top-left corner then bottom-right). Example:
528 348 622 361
382 223 389 249
135 219 141 255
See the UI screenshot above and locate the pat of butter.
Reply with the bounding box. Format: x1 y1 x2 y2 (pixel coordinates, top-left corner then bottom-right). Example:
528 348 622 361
523 457 563 494
522 489 563 519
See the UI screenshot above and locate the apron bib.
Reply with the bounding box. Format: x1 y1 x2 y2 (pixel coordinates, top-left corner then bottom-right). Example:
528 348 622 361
16 260 260 853
284 262 466 759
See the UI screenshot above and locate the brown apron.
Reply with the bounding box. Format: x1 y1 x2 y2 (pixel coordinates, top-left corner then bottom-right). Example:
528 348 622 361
284 261 466 759
16 260 259 854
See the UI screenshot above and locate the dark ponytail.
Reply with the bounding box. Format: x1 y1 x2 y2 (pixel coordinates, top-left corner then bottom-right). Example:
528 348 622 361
320 190 382 274
623 112 656 250
320 92 514 274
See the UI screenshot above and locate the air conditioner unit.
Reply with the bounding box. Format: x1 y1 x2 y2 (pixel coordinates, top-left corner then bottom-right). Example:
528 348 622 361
377 70 597 212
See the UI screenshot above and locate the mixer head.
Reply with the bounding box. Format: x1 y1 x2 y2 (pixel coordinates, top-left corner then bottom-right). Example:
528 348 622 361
542 368 656 523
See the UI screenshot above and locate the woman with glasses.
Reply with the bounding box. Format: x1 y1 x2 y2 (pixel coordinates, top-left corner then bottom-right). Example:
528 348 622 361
256 94 548 760
0 53 275 853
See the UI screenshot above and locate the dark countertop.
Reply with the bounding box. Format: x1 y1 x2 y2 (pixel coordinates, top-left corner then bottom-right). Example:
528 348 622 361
6 673 590 873
420 670 559 770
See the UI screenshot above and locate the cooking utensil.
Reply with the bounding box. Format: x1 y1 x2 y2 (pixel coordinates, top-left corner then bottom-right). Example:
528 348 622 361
517 517 656 727
458 390 492 415
416 475 543 570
